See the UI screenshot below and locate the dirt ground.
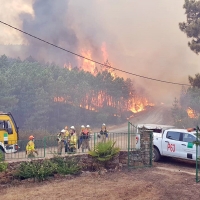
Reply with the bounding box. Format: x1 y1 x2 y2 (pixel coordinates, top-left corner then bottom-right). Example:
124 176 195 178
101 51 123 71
1 158 200 200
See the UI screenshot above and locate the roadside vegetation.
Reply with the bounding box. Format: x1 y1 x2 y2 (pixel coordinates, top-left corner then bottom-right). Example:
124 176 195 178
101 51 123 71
89 140 120 161
0 151 7 172
15 156 81 181
171 74 200 128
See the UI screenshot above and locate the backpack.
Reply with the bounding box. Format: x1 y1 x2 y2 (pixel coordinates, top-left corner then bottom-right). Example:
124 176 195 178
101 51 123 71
82 129 89 135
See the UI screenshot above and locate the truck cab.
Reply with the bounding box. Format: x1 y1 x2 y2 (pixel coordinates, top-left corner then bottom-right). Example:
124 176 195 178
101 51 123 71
154 128 199 162
0 112 19 156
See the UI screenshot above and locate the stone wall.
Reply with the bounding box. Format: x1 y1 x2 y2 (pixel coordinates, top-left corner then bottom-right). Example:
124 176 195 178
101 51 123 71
128 131 153 168
0 131 153 184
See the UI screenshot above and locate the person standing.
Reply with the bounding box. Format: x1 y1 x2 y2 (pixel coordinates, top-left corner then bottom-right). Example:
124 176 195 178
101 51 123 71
99 123 108 143
81 125 90 152
26 135 38 158
85 125 91 151
68 126 77 153
57 129 66 155
64 126 70 153
78 125 85 150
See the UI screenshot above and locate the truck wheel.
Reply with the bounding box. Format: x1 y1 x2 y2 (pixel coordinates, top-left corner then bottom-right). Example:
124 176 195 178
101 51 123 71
153 147 161 162
0 149 5 161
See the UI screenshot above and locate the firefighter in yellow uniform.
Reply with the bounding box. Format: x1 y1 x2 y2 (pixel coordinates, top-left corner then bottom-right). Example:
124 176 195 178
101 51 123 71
26 135 38 158
64 126 70 152
68 126 77 153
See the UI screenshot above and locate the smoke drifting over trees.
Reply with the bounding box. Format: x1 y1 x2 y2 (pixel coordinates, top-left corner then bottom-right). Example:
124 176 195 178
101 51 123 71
0 55 152 131
0 0 200 104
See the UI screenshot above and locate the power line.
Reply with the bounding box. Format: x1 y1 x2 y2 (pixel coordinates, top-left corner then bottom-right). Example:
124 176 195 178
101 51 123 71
0 20 190 86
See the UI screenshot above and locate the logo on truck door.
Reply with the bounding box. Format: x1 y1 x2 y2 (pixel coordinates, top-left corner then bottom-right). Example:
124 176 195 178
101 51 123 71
167 143 176 152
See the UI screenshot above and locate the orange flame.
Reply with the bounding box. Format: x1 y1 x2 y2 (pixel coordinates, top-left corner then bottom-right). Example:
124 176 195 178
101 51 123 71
129 98 154 113
64 63 72 71
56 43 155 114
54 97 66 103
79 49 96 74
187 107 198 119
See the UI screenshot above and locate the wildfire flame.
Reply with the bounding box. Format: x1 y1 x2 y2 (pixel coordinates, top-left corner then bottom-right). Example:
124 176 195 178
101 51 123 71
64 63 72 71
187 107 198 119
59 42 154 114
79 49 97 74
129 98 154 113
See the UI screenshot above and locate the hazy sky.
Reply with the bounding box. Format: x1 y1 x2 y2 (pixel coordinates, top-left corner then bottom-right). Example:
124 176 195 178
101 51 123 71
0 0 199 105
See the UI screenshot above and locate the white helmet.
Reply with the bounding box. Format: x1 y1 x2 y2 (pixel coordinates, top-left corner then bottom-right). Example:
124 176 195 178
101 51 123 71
61 129 65 133
81 125 85 128
70 126 75 130
86 125 90 128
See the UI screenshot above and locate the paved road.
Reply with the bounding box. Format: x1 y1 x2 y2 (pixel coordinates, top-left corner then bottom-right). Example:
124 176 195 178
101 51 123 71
110 105 172 133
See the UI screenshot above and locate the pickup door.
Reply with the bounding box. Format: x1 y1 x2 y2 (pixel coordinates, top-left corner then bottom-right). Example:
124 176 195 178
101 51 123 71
162 131 182 158
179 133 196 160
162 131 197 161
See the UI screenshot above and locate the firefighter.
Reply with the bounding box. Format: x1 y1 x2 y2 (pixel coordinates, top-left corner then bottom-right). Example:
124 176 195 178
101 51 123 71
57 129 66 155
81 125 91 152
78 125 85 150
99 123 108 143
64 126 70 153
26 135 38 158
68 126 77 153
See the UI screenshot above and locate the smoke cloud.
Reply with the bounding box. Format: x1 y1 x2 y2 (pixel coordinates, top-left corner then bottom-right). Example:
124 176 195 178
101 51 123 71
0 0 200 104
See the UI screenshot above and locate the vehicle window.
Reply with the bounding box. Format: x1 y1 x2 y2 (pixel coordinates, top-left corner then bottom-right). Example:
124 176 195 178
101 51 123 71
138 128 162 133
7 121 11 128
0 120 13 133
152 129 162 133
182 133 196 143
0 120 7 129
166 131 181 141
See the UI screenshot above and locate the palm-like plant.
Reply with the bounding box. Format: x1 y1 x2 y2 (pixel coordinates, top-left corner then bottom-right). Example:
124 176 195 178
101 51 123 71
88 140 120 162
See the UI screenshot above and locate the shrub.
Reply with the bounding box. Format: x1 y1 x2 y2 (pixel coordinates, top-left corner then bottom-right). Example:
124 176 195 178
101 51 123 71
52 156 81 175
15 160 57 181
88 140 120 162
0 152 7 172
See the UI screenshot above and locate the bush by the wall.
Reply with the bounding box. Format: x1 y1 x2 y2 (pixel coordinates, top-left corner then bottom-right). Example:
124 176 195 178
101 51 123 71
0 152 7 172
15 160 57 181
51 156 81 175
88 140 120 163
15 156 82 181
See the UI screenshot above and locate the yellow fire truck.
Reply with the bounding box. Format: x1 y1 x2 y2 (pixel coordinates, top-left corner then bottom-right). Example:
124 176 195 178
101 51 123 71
0 112 19 158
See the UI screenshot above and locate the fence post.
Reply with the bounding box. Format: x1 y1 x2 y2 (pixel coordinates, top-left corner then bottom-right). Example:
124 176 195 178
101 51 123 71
43 137 46 158
196 127 199 183
128 122 130 167
94 132 96 148
149 131 153 167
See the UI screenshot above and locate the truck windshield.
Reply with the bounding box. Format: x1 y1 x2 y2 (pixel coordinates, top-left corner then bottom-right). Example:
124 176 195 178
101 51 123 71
138 128 162 133
0 120 12 130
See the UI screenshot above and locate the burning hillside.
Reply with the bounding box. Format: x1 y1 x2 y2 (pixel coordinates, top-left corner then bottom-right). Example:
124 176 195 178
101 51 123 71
54 43 154 115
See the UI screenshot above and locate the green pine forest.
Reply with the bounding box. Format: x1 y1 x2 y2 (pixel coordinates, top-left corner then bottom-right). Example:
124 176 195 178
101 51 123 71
0 54 149 132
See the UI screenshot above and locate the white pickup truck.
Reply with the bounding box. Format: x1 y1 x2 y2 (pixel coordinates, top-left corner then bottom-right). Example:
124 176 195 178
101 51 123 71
137 124 199 162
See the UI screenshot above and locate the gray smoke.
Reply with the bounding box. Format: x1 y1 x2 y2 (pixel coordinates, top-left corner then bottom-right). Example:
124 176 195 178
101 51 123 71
20 0 79 65
1 0 200 104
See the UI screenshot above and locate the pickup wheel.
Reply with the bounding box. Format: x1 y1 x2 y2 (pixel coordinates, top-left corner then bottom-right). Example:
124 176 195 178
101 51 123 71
153 147 161 162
